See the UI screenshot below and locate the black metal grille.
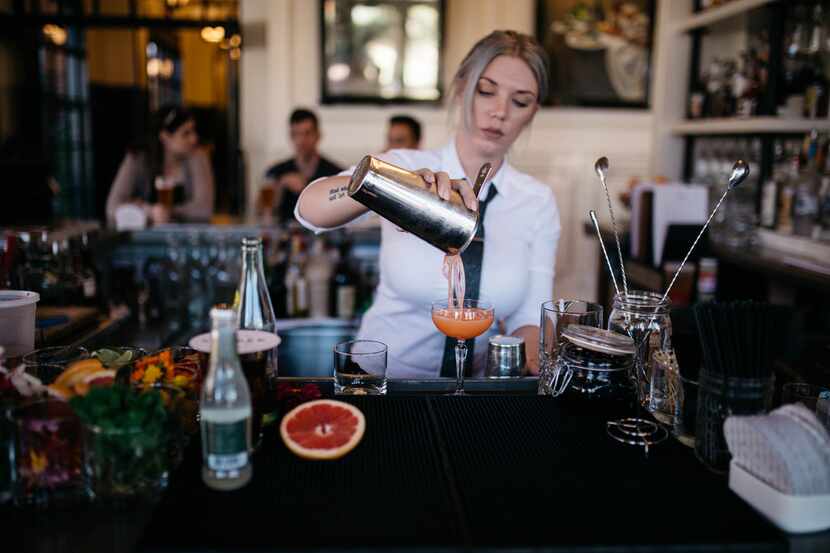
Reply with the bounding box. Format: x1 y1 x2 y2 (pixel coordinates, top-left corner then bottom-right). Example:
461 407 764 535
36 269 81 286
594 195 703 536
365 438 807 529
139 395 785 552
140 397 463 551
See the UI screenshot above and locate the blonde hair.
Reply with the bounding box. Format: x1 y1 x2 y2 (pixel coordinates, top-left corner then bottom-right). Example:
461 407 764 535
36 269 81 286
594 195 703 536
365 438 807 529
451 30 549 131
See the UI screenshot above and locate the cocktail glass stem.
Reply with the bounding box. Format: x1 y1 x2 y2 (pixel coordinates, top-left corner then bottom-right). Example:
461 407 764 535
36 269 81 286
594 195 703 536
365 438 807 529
454 340 467 395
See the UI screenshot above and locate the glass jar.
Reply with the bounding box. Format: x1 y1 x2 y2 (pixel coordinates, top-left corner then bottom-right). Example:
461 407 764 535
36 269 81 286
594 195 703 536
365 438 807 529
607 291 672 407
556 342 634 402
540 324 635 402
695 371 774 473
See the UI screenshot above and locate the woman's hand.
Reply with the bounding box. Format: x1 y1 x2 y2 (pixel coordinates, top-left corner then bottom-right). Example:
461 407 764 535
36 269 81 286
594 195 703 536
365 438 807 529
149 203 172 225
414 169 478 211
511 325 540 375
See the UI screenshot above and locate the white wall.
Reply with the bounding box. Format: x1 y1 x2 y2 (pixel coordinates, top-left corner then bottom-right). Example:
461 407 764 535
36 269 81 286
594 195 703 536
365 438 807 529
240 0 654 302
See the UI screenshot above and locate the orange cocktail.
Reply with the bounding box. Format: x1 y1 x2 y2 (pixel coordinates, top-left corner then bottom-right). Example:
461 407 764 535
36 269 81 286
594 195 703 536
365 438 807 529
431 307 494 340
431 298 494 395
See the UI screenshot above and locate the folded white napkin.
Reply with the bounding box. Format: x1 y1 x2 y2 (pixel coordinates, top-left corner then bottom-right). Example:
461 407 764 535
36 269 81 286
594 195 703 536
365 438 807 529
114 204 147 231
724 403 830 496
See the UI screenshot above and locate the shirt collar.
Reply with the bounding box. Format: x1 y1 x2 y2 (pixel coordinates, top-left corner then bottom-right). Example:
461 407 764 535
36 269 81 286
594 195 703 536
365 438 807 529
440 138 512 199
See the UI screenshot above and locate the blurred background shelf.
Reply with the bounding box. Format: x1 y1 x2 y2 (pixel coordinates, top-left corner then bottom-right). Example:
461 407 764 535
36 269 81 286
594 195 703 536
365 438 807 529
672 117 830 135
674 0 777 33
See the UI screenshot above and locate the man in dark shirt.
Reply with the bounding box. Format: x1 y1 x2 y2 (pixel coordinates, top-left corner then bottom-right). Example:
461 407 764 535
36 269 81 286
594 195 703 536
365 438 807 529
263 108 342 223
385 114 422 151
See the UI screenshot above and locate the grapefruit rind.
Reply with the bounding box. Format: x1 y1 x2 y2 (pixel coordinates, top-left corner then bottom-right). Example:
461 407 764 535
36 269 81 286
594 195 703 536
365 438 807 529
279 399 365 460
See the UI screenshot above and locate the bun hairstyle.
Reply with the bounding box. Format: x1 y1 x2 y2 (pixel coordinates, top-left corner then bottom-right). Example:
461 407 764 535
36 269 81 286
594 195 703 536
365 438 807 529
156 104 195 134
451 30 549 130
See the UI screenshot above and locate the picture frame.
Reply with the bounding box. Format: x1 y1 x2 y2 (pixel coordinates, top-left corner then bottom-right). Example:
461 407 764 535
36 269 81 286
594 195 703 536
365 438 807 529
320 0 445 105
536 0 655 108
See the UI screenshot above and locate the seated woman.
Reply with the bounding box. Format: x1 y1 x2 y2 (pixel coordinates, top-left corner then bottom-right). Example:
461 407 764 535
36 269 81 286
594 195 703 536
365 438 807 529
295 31 561 379
106 105 214 226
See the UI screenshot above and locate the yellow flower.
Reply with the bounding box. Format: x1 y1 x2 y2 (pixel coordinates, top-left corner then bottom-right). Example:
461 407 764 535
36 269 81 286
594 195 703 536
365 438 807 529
143 364 163 384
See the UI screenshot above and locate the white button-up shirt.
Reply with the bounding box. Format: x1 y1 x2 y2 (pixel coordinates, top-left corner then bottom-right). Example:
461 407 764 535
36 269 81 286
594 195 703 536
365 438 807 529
295 140 561 378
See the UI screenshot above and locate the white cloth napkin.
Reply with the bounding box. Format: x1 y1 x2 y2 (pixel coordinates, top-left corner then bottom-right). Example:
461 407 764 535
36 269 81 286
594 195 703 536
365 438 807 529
724 403 830 496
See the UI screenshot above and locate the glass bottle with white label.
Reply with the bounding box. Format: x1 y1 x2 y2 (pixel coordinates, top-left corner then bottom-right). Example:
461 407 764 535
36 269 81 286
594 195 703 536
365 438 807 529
200 308 252 491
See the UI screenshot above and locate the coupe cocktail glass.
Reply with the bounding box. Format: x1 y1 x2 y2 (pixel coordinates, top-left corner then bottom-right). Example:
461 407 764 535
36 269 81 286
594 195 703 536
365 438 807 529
431 298 494 395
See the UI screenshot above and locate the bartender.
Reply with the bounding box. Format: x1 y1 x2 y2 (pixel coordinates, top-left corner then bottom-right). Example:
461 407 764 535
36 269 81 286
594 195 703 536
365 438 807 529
295 31 561 379
106 105 215 226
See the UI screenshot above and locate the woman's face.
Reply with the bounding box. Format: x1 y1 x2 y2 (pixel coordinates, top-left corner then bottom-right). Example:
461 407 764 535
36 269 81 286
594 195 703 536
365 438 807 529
467 55 539 158
160 118 198 158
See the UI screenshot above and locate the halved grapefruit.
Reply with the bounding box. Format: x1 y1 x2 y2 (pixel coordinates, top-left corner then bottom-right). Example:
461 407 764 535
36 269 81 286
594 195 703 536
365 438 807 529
279 399 365 460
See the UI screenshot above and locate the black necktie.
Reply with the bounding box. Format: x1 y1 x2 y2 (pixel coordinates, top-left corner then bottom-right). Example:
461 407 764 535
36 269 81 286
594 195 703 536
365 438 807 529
440 184 499 377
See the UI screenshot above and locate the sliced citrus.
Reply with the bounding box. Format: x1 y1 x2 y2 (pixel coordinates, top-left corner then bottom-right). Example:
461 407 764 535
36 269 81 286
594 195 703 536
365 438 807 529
279 399 365 460
54 358 103 388
46 383 72 400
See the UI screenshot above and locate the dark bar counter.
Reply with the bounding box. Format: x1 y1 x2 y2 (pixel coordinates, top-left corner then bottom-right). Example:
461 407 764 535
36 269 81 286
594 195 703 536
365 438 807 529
5 382 829 553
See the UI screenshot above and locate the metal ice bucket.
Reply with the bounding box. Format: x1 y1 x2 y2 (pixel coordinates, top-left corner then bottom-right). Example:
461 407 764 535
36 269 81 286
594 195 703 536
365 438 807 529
348 155 480 255
277 320 357 377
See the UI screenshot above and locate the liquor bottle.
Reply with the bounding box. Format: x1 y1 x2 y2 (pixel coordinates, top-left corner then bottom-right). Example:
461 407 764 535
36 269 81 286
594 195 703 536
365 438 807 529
268 235 289 318
803 58 828 119
200 307 252 491
305 238 333 318
777 152 799 235
329 240 358 319
760 143 785 229
696 258 718 303
284 234 309 318
793 131 821 237
734 52 757 118
78 232 99 307
234 237 279 379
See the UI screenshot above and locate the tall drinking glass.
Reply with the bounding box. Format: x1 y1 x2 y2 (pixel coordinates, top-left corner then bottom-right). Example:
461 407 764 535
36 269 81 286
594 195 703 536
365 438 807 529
431 298 495 395
538 300 603 396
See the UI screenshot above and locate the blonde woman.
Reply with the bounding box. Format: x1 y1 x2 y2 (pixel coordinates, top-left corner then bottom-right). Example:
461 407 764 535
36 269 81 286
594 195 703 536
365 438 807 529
296 31 561 379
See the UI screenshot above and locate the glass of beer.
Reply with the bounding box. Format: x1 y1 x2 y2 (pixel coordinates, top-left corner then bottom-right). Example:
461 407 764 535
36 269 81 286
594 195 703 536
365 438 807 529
155 176 174 209
260 183 276 213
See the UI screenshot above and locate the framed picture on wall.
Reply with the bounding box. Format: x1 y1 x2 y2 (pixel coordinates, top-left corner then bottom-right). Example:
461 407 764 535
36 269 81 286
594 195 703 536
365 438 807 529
320 0 445 104
536 0 655 108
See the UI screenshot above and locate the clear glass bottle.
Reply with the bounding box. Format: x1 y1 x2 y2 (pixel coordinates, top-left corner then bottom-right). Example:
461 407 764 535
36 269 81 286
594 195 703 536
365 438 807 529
200 308 252 491
330 240 358 319
607 291 672 410
234 237 279 380
284 234 309 318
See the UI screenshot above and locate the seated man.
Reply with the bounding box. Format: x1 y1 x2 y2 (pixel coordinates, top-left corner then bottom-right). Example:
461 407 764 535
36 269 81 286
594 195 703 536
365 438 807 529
263 109 342 223
385 114 422 152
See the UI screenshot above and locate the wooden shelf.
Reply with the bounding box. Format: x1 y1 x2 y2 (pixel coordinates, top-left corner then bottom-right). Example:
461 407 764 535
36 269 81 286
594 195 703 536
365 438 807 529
671 117 830 135
673 0 776 33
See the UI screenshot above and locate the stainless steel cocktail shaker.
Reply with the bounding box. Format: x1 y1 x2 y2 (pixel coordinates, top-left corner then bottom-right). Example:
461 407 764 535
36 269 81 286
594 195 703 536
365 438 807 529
347 155 480 255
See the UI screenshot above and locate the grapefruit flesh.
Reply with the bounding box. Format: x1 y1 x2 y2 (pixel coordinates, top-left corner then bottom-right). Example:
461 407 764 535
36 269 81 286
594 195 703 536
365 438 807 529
280 400 365 460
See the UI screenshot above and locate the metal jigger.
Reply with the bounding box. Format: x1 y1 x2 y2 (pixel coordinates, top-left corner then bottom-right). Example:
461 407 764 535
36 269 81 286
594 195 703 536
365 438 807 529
605 160 750 457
